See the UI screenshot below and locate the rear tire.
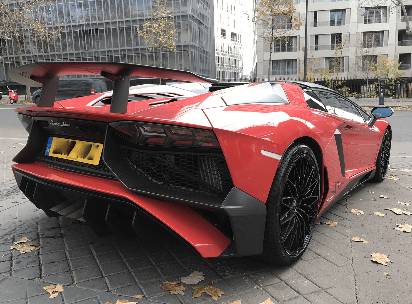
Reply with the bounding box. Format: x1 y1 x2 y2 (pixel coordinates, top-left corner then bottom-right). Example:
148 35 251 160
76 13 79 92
371 129 391 182
9 99 14 104
261 143 320 265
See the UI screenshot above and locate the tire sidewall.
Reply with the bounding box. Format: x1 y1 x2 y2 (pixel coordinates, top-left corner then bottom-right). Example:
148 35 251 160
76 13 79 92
263 143 320 265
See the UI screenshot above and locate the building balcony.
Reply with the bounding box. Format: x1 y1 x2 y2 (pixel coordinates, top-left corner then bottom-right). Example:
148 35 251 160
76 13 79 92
398 40 412 46
401 16 412 21
274 47 298 53
272 69 297 76
310 44 341 51
310 20 345 27
398 63 411 70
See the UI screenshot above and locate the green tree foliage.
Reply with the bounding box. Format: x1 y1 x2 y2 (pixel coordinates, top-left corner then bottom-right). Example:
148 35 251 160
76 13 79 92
0 0 59 101
253 0 302 80
137 0 177 67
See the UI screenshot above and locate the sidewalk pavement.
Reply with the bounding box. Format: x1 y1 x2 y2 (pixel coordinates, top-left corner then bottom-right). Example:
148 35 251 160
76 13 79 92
1 140 412 304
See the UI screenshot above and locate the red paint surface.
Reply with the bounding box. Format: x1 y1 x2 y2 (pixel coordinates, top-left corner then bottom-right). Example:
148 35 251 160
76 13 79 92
12 163 231 257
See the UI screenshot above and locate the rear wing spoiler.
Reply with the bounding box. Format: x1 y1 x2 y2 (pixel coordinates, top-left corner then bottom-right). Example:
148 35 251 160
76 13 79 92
9 62 217 113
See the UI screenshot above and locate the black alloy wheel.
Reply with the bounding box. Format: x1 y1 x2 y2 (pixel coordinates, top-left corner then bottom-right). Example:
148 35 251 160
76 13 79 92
262 143 320 265
371 129 391 182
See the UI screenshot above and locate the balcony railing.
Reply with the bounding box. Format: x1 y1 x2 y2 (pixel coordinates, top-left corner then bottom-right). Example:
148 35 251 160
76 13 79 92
310 20 345 27
310 44 341 51
398 40 412 46
272 69 297 76
398 63 411 70
401 16 412 21
274 47 298 53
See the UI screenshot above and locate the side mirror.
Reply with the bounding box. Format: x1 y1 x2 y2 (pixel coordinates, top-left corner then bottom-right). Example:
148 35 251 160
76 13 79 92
371 107 393 119
369 107 393 127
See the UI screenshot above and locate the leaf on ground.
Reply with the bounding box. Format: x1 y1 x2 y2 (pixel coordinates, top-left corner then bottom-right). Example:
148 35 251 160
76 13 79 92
380 195 389 199
384 272 389 276
9 146 16 148
222 301 242 304
162 281 185 295
43 284 64 298
398 201 410 206
351 209 364 215
192 286 224 300
14 237 29 244
211 279 218 284
132 295 144 299
387 175 399 180
11 242 39 253
386 208 411 215
374 212 386 217
324 221 338 226
371 253 391 266
315 221 321 225
0 151 4 153
400 169 411 172
352 237 368 243
260 299 276 304
395 223 412 233
181 271 205 285
18 143 26 146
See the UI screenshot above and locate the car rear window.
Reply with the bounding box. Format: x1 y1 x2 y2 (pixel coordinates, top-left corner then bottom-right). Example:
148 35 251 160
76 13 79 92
58 80 92 90
221 83 289 106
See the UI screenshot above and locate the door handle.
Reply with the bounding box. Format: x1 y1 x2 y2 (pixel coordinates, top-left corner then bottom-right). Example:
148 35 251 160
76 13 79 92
344 125 353 130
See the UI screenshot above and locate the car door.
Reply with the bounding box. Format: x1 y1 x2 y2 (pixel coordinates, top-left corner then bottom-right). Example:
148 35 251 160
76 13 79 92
312 90 381 176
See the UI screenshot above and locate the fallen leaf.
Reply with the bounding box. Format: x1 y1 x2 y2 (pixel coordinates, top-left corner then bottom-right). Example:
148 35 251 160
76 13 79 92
222 301 242 304
0 151 4 153
400 169 411 172
105 301 138 304
380 195 389 199
132 295 144 299
211 279 218 284
384 272 389 276
43 285 56 295
387 175 399 180
315 221 321 225
193 286 224 300
325 221 338 226
49 293 59 299
395 223 412 233
73 282 76 286
10 242 39 253
260 299 276 304
181 271 205 285
14 237 29 244
371 253 391 266
386 208 411 215
398 201 410 206
374 212 386 217
9 146 16 148
162 281 185 295
18 143 26 146
352 237 369 243
351 209 364 215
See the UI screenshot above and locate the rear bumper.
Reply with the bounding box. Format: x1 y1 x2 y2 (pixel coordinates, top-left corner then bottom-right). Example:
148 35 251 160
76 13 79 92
12 163 266 257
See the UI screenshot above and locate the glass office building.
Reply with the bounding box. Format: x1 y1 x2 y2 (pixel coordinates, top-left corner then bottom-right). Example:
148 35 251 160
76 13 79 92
1 0 215 81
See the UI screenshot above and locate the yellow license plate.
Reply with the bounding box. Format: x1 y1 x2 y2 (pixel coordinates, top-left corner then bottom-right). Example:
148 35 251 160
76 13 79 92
45 137 103 165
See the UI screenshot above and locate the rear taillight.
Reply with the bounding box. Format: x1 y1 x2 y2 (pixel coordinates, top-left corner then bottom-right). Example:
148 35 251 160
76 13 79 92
110 121 220 147
91 88 95 94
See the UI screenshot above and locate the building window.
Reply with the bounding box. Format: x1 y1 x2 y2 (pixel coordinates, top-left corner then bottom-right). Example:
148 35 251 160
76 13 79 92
362 55 377 71
274 36 297 52
221 29 226 39
273 16 292 29
313 11 317 27
231 32 237 41
363 31 383 48
399 53 411 70
330 10 345 26
364 7 387 24
272 59 297 75
398 30 412 46
315 35 319 50
401 5 412 21
331 33 342 49
325 57 344 72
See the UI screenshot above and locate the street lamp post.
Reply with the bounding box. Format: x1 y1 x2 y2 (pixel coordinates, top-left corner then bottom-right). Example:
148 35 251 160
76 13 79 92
303 0 309 82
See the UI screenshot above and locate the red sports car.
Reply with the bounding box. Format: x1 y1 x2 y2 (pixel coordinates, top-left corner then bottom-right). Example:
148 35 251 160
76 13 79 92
10 62 393 265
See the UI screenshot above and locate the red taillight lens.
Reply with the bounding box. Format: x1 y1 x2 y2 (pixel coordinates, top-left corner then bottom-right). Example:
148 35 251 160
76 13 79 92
91 88 95 94
111 121 220 147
